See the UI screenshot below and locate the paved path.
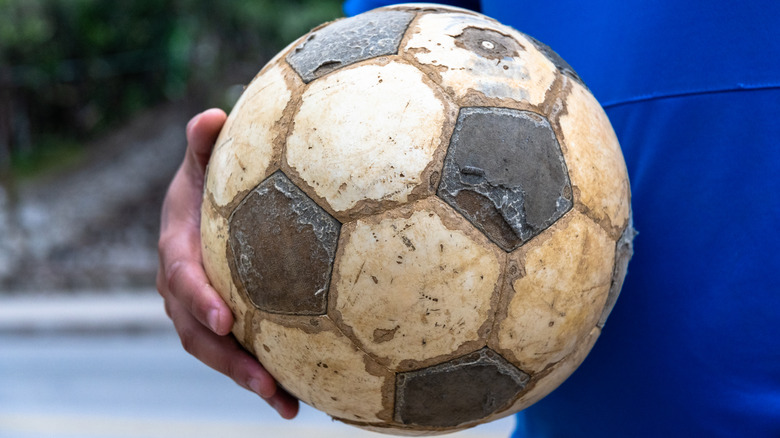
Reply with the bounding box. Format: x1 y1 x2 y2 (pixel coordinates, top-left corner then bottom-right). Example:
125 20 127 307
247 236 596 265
1 101 194 292
0 291 515 438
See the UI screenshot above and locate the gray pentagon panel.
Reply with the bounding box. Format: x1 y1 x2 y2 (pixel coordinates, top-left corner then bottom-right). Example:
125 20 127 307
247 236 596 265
228 171 340 315
454 27 525 60
286 10 415 83
394 348 529 428
437 107 572 252
599 210 637 327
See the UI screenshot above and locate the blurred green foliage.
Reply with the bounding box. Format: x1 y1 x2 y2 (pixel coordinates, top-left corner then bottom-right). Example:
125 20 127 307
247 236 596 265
0 0 343 176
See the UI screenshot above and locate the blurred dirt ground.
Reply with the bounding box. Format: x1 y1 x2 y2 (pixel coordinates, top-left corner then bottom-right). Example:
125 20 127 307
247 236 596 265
0 100 200 293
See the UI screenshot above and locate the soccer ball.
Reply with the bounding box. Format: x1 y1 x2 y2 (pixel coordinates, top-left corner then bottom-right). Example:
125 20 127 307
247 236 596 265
201 3 634 435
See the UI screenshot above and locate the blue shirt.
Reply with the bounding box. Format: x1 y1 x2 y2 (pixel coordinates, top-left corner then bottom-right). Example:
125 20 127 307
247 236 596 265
344 1 780 436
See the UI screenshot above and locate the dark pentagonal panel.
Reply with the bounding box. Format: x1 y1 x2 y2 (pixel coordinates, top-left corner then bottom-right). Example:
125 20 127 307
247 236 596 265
454 27 524 60
394 348 529 428
599 211 637 327
438 107 572 252
229 171 340 315
523 33 586 87
286 10 415 83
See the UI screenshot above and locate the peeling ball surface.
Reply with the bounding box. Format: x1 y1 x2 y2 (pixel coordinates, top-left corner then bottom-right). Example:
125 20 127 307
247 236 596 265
287 10 415 83
395 348 529 428
229 172 340 315
600 211 636 327
206 64 289 208
254 317 390 423
199 5 633 434
560 81 630 236
438 107 572 252
201 198 253 335
521 32 586 87
497 211 614 372
332 199 502 369
403 13 557 105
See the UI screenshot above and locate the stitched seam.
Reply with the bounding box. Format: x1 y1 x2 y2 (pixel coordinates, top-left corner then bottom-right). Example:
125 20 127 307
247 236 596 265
601 82 780 109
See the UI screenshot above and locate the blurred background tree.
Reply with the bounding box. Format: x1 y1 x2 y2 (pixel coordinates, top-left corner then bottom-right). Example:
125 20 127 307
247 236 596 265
0 0 343 179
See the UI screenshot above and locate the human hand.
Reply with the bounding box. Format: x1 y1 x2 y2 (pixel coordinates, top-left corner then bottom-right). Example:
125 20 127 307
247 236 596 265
157 108 299 419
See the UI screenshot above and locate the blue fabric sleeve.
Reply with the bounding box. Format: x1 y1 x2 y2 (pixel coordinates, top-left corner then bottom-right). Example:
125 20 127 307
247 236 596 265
482 0 780 108
514 86 780 438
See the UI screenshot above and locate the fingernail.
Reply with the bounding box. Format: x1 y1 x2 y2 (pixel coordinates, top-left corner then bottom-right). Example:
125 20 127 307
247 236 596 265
206 308 219 333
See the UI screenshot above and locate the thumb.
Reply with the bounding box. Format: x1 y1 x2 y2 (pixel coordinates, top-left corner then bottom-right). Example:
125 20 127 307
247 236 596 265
185 109 228 175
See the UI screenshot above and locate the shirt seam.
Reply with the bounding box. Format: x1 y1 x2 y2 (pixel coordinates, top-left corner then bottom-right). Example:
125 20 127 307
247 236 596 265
601 82 780 109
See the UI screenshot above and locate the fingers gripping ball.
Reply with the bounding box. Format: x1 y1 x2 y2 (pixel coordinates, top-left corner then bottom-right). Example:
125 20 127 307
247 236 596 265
201 3 635 435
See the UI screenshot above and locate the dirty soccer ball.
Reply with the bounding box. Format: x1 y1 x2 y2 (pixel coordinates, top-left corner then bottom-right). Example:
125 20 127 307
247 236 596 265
201 3 634 435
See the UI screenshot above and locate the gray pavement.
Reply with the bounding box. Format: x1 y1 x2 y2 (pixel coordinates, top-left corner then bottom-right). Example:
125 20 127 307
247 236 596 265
0 290 515 438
